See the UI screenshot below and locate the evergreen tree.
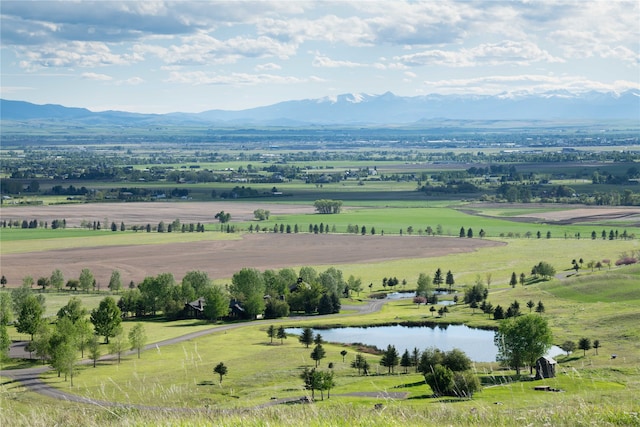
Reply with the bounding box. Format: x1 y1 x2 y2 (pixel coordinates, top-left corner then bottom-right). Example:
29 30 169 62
510 272 518 288
400 349 412 373
299 327 314 348
277 326 287 344
311 343 326 367
380 344 399 374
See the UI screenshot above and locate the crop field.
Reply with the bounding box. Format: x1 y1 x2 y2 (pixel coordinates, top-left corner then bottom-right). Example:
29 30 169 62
2 144 640 426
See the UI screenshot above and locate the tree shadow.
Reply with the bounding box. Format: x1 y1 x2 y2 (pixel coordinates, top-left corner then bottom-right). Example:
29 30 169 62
393 380 426 389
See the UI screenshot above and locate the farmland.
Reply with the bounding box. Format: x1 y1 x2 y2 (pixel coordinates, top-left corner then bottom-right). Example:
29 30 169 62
1 140 640 426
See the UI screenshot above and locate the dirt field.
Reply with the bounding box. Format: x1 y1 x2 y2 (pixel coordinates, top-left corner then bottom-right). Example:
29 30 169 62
464 203 640 226
0 201 316 227
513 207 640 224
0 233 503 287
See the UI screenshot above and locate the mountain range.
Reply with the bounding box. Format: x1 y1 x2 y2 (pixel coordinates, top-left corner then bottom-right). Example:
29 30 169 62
1 90 639 127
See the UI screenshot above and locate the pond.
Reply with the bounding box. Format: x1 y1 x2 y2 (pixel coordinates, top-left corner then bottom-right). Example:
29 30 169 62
385 292 456 305
286 324 563 363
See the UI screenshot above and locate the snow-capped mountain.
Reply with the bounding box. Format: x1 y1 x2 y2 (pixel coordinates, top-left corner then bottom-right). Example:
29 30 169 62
2 90 639 126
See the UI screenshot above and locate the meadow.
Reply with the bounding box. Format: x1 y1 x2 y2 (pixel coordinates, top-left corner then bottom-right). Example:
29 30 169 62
2 265 639 426
1 146 640 426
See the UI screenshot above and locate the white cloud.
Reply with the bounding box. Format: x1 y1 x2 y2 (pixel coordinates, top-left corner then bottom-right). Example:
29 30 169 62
1 0 636 112
395 41 563 68
119 77 145 85
81 72 112 81
255 62 281 71
17 41 139 70
312 53 365 68
165 71 312 86
421 74 640 95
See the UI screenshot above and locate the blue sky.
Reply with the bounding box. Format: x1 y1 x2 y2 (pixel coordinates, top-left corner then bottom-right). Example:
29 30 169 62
1 0 638 113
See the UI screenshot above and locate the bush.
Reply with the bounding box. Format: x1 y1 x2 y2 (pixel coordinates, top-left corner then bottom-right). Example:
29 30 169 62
451 371 481 398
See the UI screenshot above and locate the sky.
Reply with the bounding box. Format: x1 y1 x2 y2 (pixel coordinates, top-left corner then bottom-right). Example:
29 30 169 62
1 0 639 113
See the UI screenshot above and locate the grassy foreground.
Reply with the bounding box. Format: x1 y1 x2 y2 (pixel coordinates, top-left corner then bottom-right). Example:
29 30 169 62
2 266 639 426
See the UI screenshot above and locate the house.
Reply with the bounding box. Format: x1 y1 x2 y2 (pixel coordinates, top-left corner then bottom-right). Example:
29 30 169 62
184 297 206 319
535 356 557 379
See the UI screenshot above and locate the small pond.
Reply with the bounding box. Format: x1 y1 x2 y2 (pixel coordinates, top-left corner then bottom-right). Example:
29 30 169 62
385 292 456 305
287 324 563 363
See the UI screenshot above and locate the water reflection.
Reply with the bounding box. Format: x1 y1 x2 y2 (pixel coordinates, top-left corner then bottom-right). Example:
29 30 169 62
287 325 563 363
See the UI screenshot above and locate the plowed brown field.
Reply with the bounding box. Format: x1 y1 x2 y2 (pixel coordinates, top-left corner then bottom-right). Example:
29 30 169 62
0 232 502 286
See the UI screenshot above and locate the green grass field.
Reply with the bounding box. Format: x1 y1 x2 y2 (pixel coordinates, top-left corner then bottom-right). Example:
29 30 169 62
2 264 636 426
1 200 639 426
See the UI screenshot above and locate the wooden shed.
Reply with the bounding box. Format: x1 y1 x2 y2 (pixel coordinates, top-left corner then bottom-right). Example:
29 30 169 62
535 356 557 379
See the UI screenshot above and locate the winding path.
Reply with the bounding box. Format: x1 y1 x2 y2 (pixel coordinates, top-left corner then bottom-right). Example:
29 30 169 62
1 298 392 410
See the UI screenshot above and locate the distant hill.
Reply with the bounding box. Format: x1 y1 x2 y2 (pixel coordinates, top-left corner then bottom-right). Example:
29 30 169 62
2 90 639 127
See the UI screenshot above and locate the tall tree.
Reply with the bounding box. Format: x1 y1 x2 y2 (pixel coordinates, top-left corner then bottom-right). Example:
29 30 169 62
202 285 230 322
50 334 78 385
346 275 363 296
108 270 123 293
57 296 87 323
578 337 592 356
90 297 122 344
350 353 367 375
560 340 576 356
75 318 93 358
109 327 126 364
320 370 336 400
50 269 64 291
15 293 44 340
0 293 12 360
400 349 412 373
129 323 147 359
214 211 231 228
526 300 535 312
138 273 175 315
37 276 50 292
415 273 432 298
79 268 94 293
418 347 444 375
267 325 276 344
277 326 287 344
0 292 13 326
300 367 323 400
445 270 455 291
311 344 326 367
229 268 265 319
182 271 211 298
380 344 399 374
0 323 10 359
214 362 228 385
87 334 101 368
510 272 518 288
593 339 601 355
299 327 314 348
433 268 444 287
495 314 553 375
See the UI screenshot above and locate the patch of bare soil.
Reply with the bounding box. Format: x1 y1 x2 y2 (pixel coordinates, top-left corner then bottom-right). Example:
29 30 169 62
462 203 640 226
0 201 315 227
0 233 503 286
514 207 640 225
